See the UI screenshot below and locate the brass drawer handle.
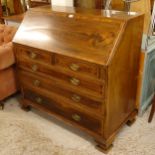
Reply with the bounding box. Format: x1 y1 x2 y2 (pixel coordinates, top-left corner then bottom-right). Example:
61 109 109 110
32 65 38 72
33 80 41 87
70 78 80 86
72 114 81 122
29 52 37 59
69 64 80 71
71 94 81 102
35 97 42 103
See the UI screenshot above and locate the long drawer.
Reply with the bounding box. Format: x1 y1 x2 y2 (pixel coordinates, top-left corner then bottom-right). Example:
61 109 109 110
18 60 104 95
18 70 103 112
23 89 102 134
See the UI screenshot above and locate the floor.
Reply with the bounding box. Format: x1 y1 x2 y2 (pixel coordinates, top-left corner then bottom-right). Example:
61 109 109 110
0 96 155 155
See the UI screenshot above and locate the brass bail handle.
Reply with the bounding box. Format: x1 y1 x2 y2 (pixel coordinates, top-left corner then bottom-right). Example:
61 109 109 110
72 94 81 102
33 80 41 87
72 114 81 122
70 77 80 86
69 63 80 71
36 97 42 104
32 64 38 72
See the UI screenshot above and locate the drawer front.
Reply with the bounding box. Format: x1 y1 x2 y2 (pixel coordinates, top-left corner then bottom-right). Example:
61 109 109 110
24 89 102 134
18 60 104 94
55 55 100 79
18 70 102 112
17 47 52 64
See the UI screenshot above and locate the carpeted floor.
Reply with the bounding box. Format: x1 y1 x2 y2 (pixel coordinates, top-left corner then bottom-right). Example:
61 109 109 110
0 96 155 155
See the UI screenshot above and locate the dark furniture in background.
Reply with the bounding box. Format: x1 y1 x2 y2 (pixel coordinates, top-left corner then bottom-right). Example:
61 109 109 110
29 0 50 8
0 1 3 23
0 0 25 16
74 0 105 9
148 94 155 122
13 0 25 14
0 1 2 15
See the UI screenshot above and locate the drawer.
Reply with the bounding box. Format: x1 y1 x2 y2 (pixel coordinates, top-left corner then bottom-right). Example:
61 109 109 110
18 60 104 94
17 47 52 64
18 70 103 112
24 89 102 134
55 55 100 79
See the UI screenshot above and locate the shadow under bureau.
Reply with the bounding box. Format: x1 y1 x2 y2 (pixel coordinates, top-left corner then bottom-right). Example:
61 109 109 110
13 6 144 153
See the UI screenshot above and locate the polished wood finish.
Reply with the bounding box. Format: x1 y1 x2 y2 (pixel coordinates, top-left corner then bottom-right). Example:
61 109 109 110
111 1 152 114
55 54 101 79
18 70 102 113
13 6 144 152
148 94 155 123
74 0 104 9
17 59 104 94
136 51 145 109
24 88 102 133
18 46 52 64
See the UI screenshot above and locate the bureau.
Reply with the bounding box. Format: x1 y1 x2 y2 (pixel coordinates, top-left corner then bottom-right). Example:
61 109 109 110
13 6 144 152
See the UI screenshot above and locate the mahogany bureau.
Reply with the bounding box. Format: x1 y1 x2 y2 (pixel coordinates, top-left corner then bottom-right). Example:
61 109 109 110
13 6 144 152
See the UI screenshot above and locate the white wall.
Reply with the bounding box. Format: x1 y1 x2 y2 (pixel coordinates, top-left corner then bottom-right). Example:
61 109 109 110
52 0 73 7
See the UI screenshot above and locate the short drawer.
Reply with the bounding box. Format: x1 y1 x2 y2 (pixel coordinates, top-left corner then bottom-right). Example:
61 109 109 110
18 60 104 95
55 55 100 79
17 47 52 64
18 70 103 112
24 89 102 134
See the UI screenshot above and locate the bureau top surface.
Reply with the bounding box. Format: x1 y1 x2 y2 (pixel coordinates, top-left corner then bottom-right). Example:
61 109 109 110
13 5 143 65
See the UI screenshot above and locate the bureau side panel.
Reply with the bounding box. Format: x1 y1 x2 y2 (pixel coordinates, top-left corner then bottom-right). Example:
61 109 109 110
104 15 144 139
